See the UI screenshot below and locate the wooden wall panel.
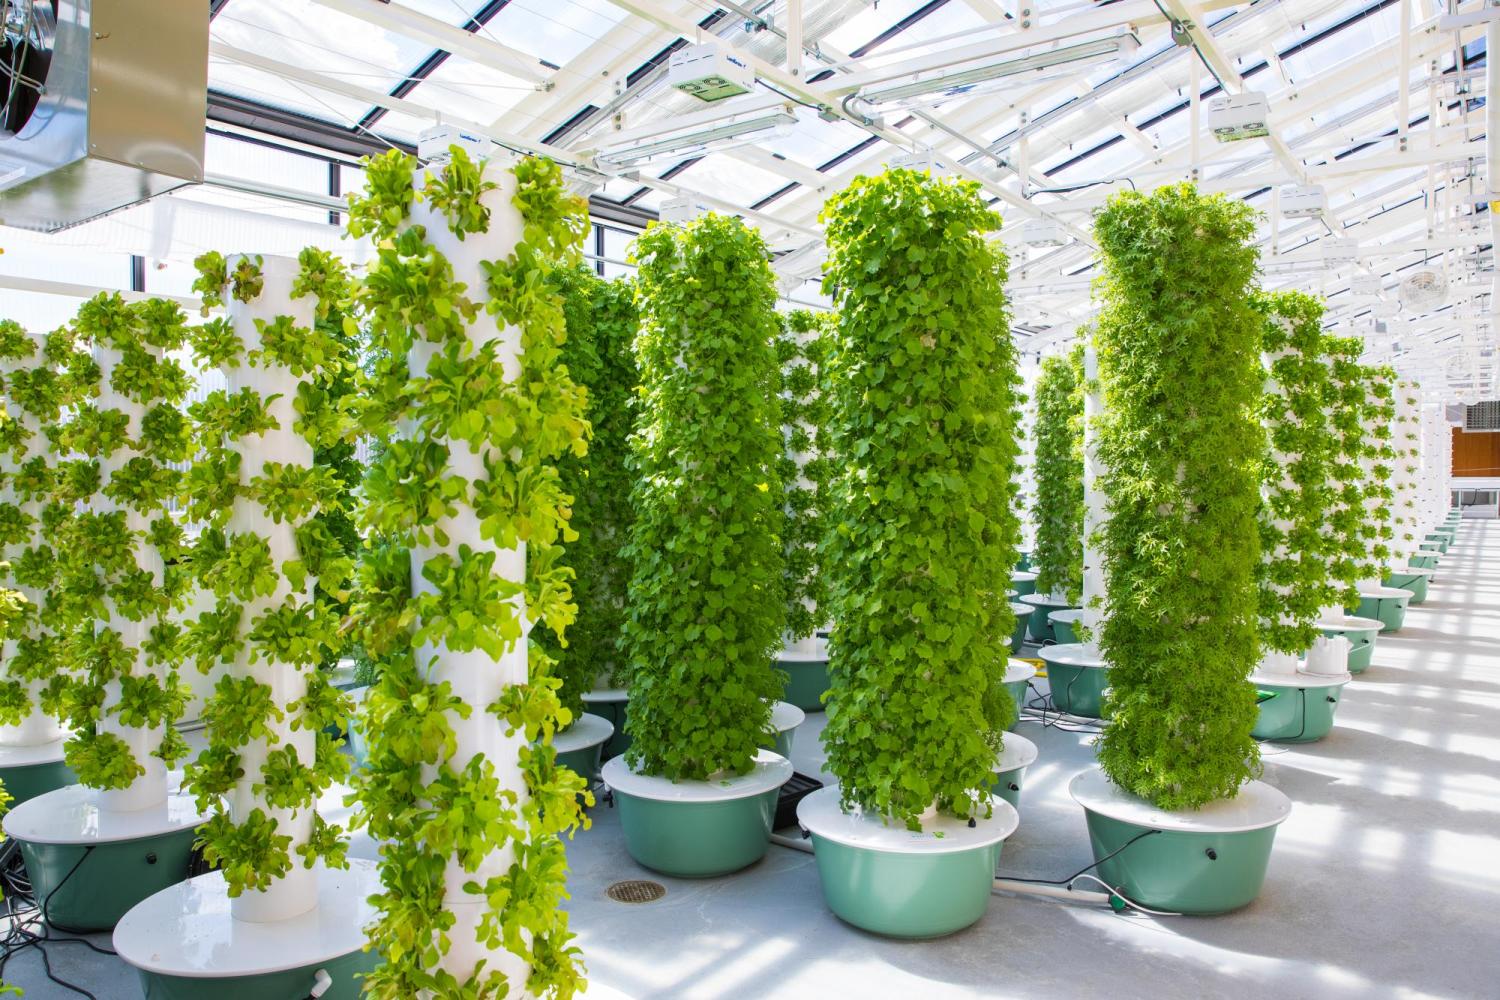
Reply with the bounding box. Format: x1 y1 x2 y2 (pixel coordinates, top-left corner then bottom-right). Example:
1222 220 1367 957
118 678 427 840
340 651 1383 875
1452 427 1500 477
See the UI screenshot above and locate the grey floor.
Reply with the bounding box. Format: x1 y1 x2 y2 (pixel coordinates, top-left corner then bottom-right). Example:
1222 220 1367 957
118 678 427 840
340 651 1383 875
7 521 1500 998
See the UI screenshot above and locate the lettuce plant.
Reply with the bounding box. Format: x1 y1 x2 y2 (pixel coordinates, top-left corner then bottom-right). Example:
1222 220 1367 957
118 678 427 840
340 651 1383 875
540 265 638 717
1355 366 1396 583
1321 334 1369 608
1032 345 1085 603
181 250 355 898
819 169 1022 828
621 214 786 781
347 149 590 1000
1254 291 1338 655
52 294 194 788
1092 184 1262 811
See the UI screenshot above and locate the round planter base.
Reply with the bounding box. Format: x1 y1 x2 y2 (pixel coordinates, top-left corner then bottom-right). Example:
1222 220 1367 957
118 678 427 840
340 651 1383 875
777 651 830 712
1048 608 1086 646
1015 550 1032 572
0 740 76 807
1250 671 1351 743
1036 643 1110 719
1020 594 1077 644
602 750 793 878
1317 617 1381 673
554 713 615 786
1352 587 1412 632
988 732 1038 812
3 782 210 932
767 701 806 759
798 787 1019 938
1006 602 1030 654
114 861 381 1000
345 686 369 769
1069 769 1291 914
1002 659 1036 726
1409 553 1439 571
1423 533 1450 554
1383 568 1431 605
582 687 631 761
1009 571 1037 599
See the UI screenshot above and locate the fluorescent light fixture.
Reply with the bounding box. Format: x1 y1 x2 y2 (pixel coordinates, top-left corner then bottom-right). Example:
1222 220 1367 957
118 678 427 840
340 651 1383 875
857 29 1140 111
595 111 797 170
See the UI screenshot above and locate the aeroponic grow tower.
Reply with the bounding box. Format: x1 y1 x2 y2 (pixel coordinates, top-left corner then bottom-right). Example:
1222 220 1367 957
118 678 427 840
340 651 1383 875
0 325 68 752
1387 380 1422 571
1356 367 1396 590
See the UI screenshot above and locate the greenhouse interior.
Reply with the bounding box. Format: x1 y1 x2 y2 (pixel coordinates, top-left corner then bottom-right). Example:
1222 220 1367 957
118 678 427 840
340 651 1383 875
0 0 1497 997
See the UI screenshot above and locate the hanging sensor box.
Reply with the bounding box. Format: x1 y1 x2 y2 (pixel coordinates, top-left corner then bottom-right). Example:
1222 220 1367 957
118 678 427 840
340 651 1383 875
418 124 495 164
1206 93 1270 142
1021 218 1069 248
1322 237 1359 267
1280 184 1327 218
1348 273 1383 297
669 44 755 102
888 149 952 177
659 196 716 224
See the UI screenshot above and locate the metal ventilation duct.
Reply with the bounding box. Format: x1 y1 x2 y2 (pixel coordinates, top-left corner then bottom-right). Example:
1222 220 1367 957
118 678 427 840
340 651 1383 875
0 0 207 232
1464 400 1500 433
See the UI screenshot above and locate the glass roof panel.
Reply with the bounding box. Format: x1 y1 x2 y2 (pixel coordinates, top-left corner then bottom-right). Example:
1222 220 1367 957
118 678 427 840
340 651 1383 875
210 0 434 121
398 56 537 128
665 153 794 208
489 0 631 66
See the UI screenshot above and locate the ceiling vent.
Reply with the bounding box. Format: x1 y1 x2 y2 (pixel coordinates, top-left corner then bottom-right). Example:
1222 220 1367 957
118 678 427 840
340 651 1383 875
1400 269 1448 312
0 0 207 232
1206 93 1270 142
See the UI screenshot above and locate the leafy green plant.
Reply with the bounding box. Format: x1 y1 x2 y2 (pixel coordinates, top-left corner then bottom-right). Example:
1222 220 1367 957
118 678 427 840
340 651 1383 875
621 213 786 781
55 294 193 789
1092 183 1263 810
183 250 355 897
1355 365 1396 582
819 169 1022 828
778 309 834 642
538 265 638 718
349 151 590 1000
1253 291 1338 655
1321 334 1369 607
1032 345 1085 603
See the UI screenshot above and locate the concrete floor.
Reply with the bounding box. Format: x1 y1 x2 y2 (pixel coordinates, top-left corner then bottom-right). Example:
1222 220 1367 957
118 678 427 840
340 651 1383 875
6 520 1499 998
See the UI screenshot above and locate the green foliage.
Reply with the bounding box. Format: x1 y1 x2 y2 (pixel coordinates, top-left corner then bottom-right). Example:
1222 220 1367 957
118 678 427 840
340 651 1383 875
349 153 590 999
778 309 834 642
1253 291 1338 654
192 251 229 314
1320 335 1371 606
1091 183 1262 810
422 146 497 240
1032 345 1085 603
1356 365 1397 581
538 264 639 718
818 169 1022 828
621 214 786 781
64 730 146 790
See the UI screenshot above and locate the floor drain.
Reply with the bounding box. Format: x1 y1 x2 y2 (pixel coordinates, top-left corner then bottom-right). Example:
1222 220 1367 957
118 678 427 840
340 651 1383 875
606 879 666 904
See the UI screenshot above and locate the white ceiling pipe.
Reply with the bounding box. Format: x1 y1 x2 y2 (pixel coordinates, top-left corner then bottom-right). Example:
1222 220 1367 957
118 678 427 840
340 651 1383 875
1489 18 1500 356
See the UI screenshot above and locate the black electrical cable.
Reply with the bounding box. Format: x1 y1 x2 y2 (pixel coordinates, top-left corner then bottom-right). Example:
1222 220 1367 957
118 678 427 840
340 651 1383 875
1001 828 1162 887
42 846 114 946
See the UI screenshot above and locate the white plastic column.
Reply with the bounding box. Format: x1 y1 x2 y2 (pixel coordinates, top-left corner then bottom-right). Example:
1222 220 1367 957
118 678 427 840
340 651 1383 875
0 336 66 747
1079 346 1106 640
784 320 822 658
223 256 318 923
1016 359 1039 555
1356 371 1393 592
405 162 530 987
1389 381 1420 570
95 338 169 813
1259 333 1300 675
1419 402 1448 530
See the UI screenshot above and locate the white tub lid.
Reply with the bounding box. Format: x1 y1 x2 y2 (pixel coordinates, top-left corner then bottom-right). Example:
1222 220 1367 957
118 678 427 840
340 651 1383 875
601 749 792 803
1318 616 1384 632
112 861 380 977
552 712 615 754
770 700 805 734
1008 602 1032 616
582 687 629 704
3 780 210 845
777 650 828 664
1249 670 1351 690
1037 643 1108 669
0 738 67 768
1020 593 1074 609
994 732 1038 773
1358 586 1412 600
1010 571 1037 583
1048 608 1085 624
1069 769 1291 833
1003 659 1036 684
1390 567 1435 578
797 786 1019 854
